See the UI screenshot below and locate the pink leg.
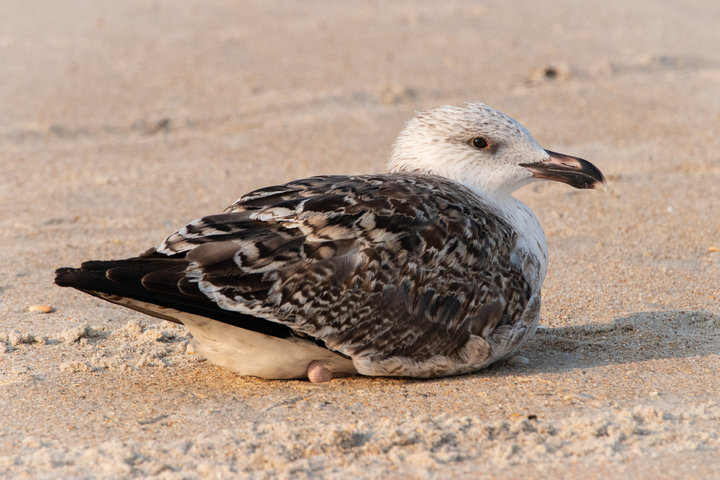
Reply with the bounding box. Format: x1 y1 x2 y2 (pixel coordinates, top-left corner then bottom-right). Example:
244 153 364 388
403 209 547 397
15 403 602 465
307 360 334 383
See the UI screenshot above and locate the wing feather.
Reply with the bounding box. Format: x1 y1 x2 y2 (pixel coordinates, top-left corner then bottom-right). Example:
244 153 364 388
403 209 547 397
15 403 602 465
56 173 534 372
158 174 533 363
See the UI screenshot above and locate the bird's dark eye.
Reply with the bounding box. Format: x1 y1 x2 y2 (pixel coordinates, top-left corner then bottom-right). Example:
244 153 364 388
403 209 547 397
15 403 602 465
471 137 489 149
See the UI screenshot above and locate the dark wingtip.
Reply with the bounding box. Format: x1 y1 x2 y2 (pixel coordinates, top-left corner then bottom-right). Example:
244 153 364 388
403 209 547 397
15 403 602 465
55 262 112 288
52 255 296 339
54 266 75 277
54 267 80 287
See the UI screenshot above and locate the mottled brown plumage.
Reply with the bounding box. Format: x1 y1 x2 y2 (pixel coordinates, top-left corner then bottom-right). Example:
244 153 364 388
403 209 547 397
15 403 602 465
163 174 534 372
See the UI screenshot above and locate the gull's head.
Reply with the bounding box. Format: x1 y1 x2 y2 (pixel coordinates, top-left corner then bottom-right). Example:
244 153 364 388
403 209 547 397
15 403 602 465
388 102 605 197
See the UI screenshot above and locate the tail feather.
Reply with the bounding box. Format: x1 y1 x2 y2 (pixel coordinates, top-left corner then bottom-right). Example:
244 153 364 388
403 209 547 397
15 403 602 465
54 253 295 339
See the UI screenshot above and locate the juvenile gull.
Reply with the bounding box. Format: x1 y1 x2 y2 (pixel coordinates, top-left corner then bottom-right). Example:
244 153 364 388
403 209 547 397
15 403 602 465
55 102 605 382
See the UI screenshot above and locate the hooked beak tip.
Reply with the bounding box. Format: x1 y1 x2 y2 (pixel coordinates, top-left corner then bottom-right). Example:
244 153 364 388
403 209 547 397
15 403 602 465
520 149 606 190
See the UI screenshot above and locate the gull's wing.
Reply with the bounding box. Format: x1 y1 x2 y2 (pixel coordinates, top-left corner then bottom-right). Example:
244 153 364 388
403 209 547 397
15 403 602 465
156 174 533 367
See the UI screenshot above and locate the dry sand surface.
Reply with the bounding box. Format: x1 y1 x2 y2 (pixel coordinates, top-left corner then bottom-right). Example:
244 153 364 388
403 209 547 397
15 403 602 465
1 1 719 478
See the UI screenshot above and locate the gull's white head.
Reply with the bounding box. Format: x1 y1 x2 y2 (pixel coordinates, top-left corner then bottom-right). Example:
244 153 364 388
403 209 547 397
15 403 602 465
388 102 605 198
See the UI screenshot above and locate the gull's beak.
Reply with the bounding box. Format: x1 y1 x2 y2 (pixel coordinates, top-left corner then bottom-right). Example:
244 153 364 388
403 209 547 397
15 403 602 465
520 150 606 190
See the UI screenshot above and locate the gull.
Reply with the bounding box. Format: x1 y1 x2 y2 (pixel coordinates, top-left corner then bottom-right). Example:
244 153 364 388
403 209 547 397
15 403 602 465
55 102 605 382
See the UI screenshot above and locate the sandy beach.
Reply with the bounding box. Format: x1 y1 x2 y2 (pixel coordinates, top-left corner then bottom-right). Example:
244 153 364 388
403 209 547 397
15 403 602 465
1 1 719 477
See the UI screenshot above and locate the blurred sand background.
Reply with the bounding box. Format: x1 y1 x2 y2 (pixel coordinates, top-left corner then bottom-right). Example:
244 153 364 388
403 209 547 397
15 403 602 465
1 1 719 478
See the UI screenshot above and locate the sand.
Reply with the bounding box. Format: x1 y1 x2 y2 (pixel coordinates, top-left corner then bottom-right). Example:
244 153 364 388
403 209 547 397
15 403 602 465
1 1 719 478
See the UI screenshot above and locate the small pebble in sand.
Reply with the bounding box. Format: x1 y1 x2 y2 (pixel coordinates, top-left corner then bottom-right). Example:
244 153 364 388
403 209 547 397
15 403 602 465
507 355 529 366
527 64 571 84
28 305 53 313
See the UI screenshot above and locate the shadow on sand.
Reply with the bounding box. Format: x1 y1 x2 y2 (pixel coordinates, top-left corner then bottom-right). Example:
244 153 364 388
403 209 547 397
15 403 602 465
374 310 718 387
497 310 720 374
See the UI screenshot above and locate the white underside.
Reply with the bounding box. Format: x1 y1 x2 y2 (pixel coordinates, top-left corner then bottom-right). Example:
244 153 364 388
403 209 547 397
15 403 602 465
178 312 357 379
97 294 357 379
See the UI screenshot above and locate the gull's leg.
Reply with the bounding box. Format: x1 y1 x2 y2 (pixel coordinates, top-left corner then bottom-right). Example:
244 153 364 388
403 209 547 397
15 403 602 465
307 360 334 383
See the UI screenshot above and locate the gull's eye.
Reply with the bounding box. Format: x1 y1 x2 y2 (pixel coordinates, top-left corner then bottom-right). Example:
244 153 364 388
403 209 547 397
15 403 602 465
471 137 489 149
